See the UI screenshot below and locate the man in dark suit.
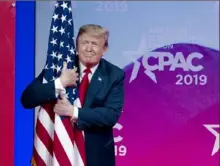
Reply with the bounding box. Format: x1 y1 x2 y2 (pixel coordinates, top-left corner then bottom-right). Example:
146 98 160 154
21 24 125 166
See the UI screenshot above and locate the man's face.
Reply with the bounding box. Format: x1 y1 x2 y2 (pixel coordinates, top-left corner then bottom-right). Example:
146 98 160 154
77 33 107 68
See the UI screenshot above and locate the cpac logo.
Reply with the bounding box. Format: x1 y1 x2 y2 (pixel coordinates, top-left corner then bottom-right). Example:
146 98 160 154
113 123 123 142
113 123 127 156
129 52 204 83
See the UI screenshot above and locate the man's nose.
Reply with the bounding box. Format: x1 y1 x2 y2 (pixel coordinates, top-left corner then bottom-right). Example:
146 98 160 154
86 44 92 51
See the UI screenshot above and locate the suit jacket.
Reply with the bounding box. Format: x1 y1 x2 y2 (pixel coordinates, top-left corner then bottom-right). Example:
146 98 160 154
20 57 125 166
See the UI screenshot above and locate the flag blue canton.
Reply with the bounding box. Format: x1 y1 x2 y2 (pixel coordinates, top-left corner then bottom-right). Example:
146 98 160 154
44 1 78 104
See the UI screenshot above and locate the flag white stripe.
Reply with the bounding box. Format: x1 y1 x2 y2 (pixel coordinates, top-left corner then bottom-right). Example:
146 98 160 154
38 107 54 139
34 133 53 165
54 114 74 165
53 152 60 166
73 142 84 166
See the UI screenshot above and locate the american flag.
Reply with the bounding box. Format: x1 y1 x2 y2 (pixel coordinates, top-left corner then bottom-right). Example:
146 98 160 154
32 1 85 166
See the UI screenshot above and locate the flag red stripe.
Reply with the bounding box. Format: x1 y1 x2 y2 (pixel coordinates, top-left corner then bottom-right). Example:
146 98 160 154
62 118 75 144
36 119 53 155
62 117 87 165
33 147 47 166
53 132 72 166
42 103 55 122
75 130 87 165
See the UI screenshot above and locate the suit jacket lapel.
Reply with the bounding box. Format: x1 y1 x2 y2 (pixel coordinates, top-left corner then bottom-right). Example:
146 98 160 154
83 59 107 108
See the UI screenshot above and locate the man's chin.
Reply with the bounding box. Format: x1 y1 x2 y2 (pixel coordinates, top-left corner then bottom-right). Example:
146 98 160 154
83 61 95 68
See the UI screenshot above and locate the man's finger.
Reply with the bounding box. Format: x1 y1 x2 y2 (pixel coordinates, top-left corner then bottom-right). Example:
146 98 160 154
62 61 67 71
59 91 66 99
73 66 77 72
57 99 63 104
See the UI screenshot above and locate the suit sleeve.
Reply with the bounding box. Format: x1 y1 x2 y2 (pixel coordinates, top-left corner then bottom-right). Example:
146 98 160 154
77 71 125 130
20 69 57 109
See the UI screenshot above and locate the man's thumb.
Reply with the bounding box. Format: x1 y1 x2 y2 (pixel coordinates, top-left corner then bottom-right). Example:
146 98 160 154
59 91 65 99
62 61 67 71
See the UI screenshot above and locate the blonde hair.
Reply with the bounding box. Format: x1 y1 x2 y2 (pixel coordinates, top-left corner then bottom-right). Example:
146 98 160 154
76 24 109 48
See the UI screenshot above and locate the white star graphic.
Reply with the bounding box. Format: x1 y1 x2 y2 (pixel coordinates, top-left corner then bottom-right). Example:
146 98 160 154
61 1 68 10
50 51 57 59
44 64 48 70
65 93 69 99
50 63 56 71
66 44 70 49
60 41 64 47
123 35 148 62
55 2 59 8
50 38 57 46
204 124 220 156
68 7 72 13
65 55 72 63
122 35 157 83
59 27 65 35
51 25 58 33
57 53 63 61
69 47 75 54
98 77 102 81
61 14 67 23
68 19 72 25
56 65 62 73
52 14 59 21
51 76 56 81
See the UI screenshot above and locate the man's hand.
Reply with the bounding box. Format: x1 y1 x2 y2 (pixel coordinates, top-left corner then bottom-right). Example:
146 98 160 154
60 61 79 88
54 91 74 117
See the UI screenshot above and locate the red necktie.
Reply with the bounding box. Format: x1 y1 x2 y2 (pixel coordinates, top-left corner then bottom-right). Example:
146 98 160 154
74 68 91 166
79 68 91 106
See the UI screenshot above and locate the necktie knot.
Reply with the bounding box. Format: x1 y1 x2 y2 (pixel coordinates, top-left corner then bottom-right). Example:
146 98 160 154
83 68 91 74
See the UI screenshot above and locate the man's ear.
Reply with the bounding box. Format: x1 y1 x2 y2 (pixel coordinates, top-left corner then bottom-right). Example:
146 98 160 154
102 46 108 56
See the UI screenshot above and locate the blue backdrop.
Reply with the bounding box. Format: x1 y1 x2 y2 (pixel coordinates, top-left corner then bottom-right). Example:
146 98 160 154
15 2 35 166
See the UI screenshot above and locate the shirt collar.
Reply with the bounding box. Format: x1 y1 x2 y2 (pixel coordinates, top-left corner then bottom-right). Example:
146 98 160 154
79 62 99 75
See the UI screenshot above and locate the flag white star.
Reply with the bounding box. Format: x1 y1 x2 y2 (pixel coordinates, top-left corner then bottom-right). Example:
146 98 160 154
44 64 48 70
204 124 220 156
56 65 62 73
50 38 57 46
60 41 64 47
65 55 72 63
52 14 59 21
61 14 67 23
51 76 56 81
51 25 58 33
68 7 72 13
61 1 68 10
66 44 70 49
68 19 72 25
59 27 65 35
55 2 59 8
98 77 102 81
65 93 69 99
69 47 75 54
50 51 57 59
50 63 56 71
57 53 63 61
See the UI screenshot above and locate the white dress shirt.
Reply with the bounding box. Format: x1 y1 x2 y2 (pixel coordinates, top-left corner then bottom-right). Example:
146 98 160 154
54 62 99 119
